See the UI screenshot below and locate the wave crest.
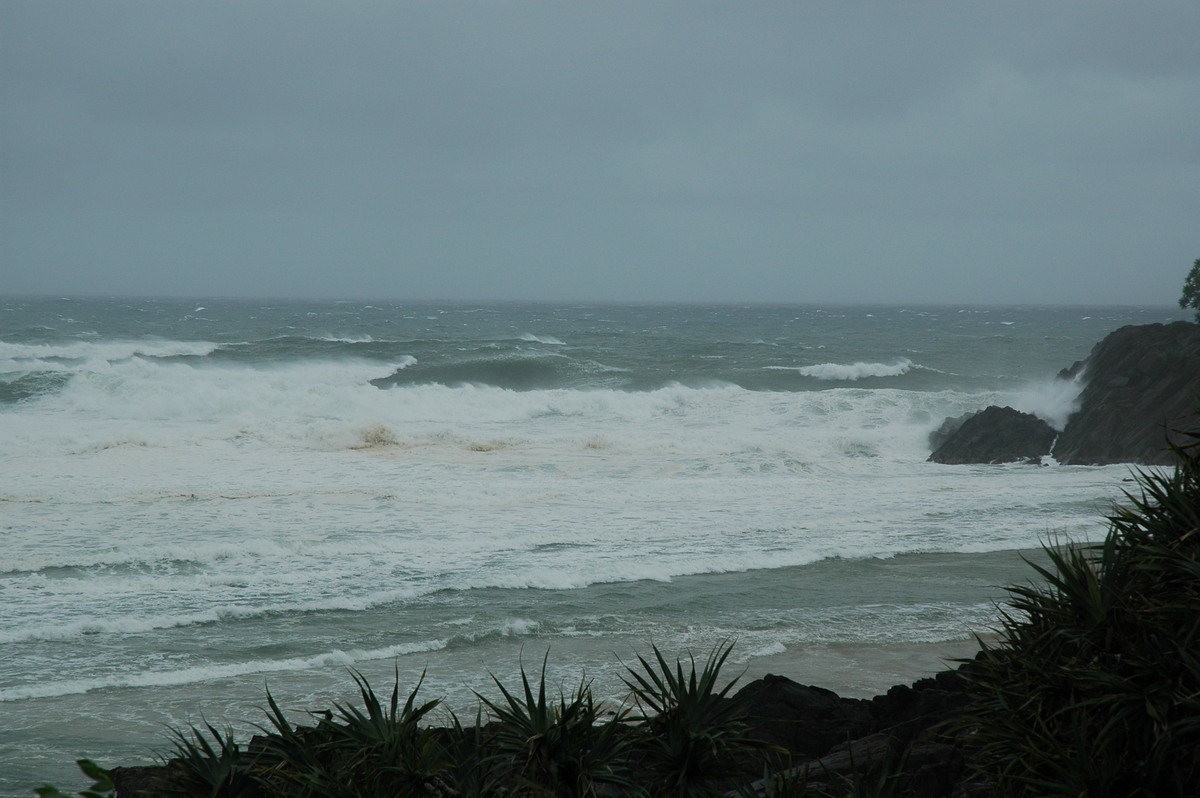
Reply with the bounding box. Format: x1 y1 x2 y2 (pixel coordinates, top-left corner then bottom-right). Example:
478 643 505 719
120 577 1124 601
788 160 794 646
519 333 565 345
769 359 914 381
0 339 220 363
0 638 449 702
1008 371 1085 431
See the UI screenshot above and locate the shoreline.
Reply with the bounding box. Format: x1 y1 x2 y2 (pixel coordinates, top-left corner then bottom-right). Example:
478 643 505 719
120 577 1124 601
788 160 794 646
739 637 989 700
98 640 988 798
5 548 1033 796
6 637 987 797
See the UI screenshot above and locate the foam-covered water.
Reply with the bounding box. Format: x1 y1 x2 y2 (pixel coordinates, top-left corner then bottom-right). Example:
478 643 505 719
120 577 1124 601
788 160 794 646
0 298 1188 794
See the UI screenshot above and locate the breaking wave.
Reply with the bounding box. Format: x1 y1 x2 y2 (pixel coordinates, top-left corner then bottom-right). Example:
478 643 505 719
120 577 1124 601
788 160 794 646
768 358 915 381
1007 370 1085 432
519 333 566 345
0 639 450 702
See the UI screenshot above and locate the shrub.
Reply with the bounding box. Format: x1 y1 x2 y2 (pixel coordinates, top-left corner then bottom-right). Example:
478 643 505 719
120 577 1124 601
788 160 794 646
622 641 763 797
163 722 258 797
958 427 1200 796
479 654 633 797
253 670 449 797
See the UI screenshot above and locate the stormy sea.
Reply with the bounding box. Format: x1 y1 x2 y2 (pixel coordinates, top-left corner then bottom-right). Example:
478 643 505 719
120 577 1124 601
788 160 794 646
0 298 1188 794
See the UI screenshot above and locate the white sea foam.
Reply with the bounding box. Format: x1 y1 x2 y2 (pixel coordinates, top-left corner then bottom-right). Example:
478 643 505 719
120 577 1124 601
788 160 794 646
316 333 378 343
4 351 943 462
768 358 914 381
1007 371 1084 431
0 639 450 702
7 356 414 435
0 339 221 366
519 333 566 345
742 641 787 658
0 585 433 644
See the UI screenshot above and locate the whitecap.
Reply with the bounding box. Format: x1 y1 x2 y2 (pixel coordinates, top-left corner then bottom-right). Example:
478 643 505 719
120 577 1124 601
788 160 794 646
743 640 787 658
766 359 914 381
0 339 221 362
519 333 566 345
318 334 376 343
0 638 450 702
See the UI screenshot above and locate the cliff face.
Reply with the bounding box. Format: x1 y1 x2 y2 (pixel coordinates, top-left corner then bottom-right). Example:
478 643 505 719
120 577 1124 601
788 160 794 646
1051 321 1200 465
930 321 1200 466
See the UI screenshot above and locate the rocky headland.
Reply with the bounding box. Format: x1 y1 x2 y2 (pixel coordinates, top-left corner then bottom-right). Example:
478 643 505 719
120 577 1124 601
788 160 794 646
930 320 1200 465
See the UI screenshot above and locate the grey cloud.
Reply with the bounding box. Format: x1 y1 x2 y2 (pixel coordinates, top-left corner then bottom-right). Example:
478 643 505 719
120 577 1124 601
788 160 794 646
2 1 1198 303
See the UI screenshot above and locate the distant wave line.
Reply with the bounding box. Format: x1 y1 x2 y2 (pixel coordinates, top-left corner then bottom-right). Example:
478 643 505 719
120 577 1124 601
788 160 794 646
0 545 1011 646
0 639 450 702
518 333 566 345
765 359 918 381
0 339 221 362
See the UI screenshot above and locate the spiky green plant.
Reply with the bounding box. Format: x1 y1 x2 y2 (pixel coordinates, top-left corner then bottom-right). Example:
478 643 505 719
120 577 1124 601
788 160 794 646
958 428 1200 797
251 670 449 798
250 688 333 797
622 641 763 797
441 704 503 798
162 721 260 797
479 652 633 797
319 669 447 795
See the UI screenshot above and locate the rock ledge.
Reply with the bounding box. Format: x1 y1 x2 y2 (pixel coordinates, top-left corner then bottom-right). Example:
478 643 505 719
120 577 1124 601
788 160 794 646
931 321 1200 465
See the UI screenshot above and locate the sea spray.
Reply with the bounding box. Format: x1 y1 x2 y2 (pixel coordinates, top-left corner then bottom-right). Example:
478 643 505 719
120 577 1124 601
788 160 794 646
1006 370 1085 431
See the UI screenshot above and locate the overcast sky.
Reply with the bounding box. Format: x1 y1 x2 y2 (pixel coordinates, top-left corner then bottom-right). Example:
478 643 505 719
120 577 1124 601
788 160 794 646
2 2 1198 305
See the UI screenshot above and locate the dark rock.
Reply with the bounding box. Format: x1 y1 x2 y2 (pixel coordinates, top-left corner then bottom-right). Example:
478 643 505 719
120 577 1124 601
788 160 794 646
734 674 872 760
799 732 898 788
928 406 1057 464
736 731 969 798
927 411 979 452
869 677 972 739
1051 321 1200 465
109 765 167 797
929 321 1200 467
806 735 965 798
733 668 979 797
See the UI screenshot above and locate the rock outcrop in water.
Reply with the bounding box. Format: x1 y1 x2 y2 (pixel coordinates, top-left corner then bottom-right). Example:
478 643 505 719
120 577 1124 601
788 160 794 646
930 321 1200 465
927 406 1057 465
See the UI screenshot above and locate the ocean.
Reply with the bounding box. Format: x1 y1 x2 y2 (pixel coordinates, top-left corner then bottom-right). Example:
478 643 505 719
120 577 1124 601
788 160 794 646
0 298 1188 794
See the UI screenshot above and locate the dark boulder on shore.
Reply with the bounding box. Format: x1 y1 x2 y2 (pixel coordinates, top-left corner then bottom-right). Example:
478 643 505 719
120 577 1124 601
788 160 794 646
928 405 1057 464
930 321 1200 466
734 675 873 760
731 667 980 798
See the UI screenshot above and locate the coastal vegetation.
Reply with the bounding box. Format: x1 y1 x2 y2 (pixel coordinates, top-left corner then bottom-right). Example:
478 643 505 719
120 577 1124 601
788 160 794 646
1180 258 1200 322
38 428 1200 797
955 424 1200 796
